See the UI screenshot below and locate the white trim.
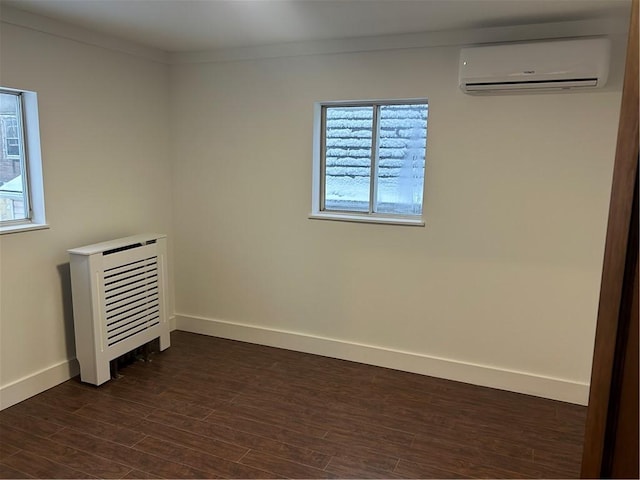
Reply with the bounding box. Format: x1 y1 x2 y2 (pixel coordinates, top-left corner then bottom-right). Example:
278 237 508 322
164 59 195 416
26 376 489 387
0 315 176 410
0 222 49 235
0 88 47 234
67 232 166 255
0 7 627 67
311 99 428 225
311 102 322 214
309 212 424 227
175 314 590 405
0 358 79 410
0 5 168 64
0 314 175 409
21 90 46 225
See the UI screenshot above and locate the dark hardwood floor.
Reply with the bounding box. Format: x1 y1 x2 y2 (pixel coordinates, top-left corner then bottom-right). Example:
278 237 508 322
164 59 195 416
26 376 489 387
0 331 586 479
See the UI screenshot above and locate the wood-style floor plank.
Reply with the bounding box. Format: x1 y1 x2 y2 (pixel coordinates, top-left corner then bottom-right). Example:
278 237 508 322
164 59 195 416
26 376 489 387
0 424 131 479
0 444 20 461
0 409 65 438
0 331 586 478
1 449 96 479
119 468 157 479
239 450 336 479
0 461 34 479
6 400 145 447
323 453 401 479
49 428 211 478
148 409 334 470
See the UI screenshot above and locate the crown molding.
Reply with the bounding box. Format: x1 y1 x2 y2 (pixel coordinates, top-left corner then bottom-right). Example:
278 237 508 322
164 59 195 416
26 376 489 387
0 5 169 64
0 4 628 67
170 17 629 65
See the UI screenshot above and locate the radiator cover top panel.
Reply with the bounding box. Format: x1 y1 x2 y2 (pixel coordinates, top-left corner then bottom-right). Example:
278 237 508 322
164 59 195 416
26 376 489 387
69 234 170 385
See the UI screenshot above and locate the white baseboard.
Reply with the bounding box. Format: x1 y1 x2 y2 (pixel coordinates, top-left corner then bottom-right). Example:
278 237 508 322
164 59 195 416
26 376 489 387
176 314 589 405
0 358 80 410
1 317 177 410
1 315 589 410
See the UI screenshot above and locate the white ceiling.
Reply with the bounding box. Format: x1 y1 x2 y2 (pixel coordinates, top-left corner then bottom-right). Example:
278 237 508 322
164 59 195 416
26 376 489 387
2 0 632 53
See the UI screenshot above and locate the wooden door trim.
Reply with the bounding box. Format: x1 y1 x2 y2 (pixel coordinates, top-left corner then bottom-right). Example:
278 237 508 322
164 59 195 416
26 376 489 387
580 0 639 476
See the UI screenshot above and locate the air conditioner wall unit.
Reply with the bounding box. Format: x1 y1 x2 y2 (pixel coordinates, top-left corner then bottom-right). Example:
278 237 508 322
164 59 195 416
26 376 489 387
459 37 611 94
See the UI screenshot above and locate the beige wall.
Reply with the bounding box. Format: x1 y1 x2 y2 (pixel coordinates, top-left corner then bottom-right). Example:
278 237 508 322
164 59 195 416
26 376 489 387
0 22 173 404
0 9 624 407
171 44 621 402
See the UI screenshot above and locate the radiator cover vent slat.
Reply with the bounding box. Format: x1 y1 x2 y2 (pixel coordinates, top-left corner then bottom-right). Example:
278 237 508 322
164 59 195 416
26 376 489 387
106 288 159 316
69 234 170 385
106 298 160 330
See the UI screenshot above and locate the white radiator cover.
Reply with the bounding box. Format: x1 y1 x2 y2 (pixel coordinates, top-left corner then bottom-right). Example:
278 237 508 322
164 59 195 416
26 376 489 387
69 233 170 385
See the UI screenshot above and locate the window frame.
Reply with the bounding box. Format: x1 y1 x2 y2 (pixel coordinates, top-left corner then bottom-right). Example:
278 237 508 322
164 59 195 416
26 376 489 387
0 87 47 234
310 98 427 227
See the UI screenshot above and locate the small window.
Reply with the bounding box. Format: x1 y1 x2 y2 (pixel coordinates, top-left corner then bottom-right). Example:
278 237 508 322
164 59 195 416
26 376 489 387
0 88 47 233
3 117 20 157
7 138 20 157
311 99 428 226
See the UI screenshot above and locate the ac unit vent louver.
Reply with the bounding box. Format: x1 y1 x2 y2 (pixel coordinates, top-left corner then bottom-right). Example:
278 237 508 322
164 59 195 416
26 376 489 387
69 234 170 385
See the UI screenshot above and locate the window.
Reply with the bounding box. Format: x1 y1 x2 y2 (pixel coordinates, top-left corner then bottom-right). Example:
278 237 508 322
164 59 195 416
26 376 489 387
3 117 20 157
0 88 46 234
311 99 428 226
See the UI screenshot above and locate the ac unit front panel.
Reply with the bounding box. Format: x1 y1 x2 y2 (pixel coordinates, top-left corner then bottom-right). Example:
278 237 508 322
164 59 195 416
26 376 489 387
459 37 611 93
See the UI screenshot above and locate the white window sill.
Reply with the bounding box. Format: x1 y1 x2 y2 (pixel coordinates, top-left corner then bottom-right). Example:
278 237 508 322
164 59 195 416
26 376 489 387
0 222 50 235
309 212 425 227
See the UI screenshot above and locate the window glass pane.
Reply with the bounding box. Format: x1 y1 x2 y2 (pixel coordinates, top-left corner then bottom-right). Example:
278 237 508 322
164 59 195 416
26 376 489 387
324 106 373 212
0 92 28 222
376 104 427 215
